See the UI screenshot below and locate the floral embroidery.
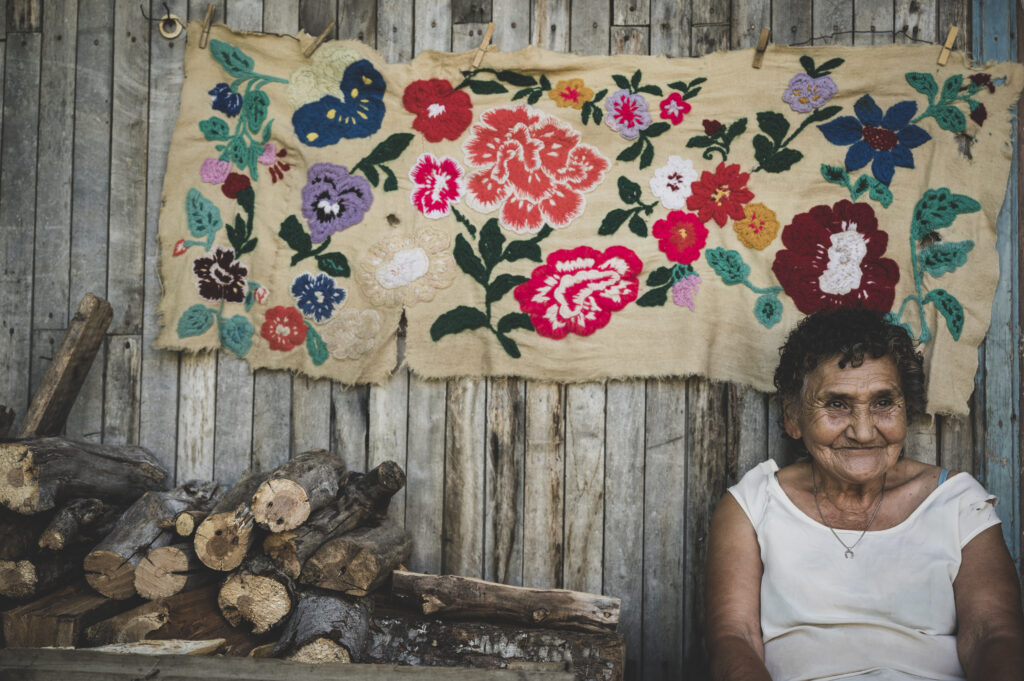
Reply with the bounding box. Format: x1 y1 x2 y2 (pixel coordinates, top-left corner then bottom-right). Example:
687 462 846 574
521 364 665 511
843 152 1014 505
607 70 676 169
292 59 386 147
772 199 899 314
600 177 658 236
200 158 232 184
209 83 243 116
222 173 251 199
253 285 269 304
173 239 187 257
652 211 708 264
820 164 894 208
650 156 699 210
322 308 383 360
906 71 998 133
403 79 473 143
358 228 457 307
687 118 747 161
463 105 609 234
638 263 699 307
258 143 291 183
686 162 754 227
783 73 838 113
732 203 780 250
605 90 652 140
287 43 361 108
549 78 594 109
818 94 930 186
291 272 347 322
301 163 373 243
672 273 702 310
514 245 642 339
409 153 464 219
261 305 307 351
705 248 784 328
659 92 691 125
193 247 248 303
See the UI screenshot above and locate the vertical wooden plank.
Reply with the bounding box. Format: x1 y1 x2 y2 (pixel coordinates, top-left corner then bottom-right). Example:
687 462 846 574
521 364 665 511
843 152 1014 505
937 0 968 52
691 0 728 56
812 0 853 44
443 378 486 577
102 336 141 446
368 364 408 520
773 0 813 46
938 414 974 473
177 352 217 481
336 0 376 45
651 0 689 56
896 0 938 43
854 0 895 44
731 0 769 49
0 31 40 431
727 385 767 478
614 0 650 26
643 379 686 681
453 0 489 24
484 379 525 586
292 376 333 454
332 383 369 471
531 0 570 51
405 376 445 574
7 0 41 31
377 0 413 62
612 25 648 54
523 383 565 588
570 0 609 55
452 22 489 51
414 0 452 52
492 0 530 50
28 331 62 405
299 0 335 36
265 0 300 32
563 383 605 595
225 0 262 29
904 414 938 464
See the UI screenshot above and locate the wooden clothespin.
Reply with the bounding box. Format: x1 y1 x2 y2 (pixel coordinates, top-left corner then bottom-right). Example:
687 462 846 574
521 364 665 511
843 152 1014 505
303 21 335 58
937 26 958 66
752 28 771 68
472 22 496 69
199 3 215 49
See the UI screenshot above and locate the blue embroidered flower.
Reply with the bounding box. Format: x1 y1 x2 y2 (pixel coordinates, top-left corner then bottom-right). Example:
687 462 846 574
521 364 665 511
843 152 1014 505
292 59 387 147
291 273 346 322
817 94 931 186
209 83 242 117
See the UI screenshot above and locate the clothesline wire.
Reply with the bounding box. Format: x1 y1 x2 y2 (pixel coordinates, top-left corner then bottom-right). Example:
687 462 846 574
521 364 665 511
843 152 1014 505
786 28 947 47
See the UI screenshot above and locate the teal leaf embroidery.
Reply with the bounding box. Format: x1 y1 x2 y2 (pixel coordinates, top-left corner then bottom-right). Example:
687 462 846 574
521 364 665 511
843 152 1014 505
185 189 222 243
199 117 231 141
209 39 255 78
923 289 965 340
219 315 254 357
918 240 975 278
704 248 783 328
305 323 328 365
177 305 216 338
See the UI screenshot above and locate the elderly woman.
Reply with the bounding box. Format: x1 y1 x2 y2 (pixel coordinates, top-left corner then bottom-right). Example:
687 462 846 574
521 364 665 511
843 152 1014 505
707 309 1024 681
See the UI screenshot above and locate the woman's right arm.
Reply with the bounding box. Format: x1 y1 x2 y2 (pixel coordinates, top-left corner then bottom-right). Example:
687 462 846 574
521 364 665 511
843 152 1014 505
706 493 773 681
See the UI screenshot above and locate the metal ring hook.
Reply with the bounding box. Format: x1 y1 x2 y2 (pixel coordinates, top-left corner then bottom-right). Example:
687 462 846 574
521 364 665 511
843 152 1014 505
140 3 183 40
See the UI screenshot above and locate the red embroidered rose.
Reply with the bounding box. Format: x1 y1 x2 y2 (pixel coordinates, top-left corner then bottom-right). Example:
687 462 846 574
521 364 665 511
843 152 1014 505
514 245 641 339
464 105 610 234
686 162 754 227
222 172 251 199
402 79 473 143
261 305 307 351
652 211 708 264
702 119 722 136
772 199 899 314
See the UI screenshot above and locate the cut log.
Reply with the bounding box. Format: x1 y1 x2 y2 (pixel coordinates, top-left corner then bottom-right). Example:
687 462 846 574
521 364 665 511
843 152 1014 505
264 461 406 580
174 510 207 538
218 554 295 634
194 469 273 571
0 507 48 559
84 481 220 600
301 521 411 596
1 581 139 648
251 450 346 533
38 498 122 551
0 549 87 600
18 293 113 438
391 571 621 634
272 589 371 663
134 544 215 600
148 584 265 656
0 437 169 515
83 600 169 646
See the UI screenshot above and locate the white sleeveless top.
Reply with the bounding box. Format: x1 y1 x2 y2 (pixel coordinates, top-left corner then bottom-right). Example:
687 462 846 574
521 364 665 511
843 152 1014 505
728 459 1001 681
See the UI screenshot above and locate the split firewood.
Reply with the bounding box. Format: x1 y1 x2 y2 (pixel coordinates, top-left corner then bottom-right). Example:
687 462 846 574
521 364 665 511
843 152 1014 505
88 638 227 655
82 600 169 646
0 437 169 515
218 553 295 634
2 580 138 648
194 469 273 571
271 589 371 663
173 510 208 538
134 544 215 600
84 481 220 600
301 520 411 596
263 461 406 580
148 584 265 656
38 498 122 551
250 450 346 533
0 551 86 600
391 571 621 634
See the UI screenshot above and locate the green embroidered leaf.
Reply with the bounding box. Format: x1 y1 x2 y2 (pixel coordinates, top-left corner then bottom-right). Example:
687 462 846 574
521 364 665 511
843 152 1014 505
540 75 552 90
759 147 803 174
225 137 249 167
705 247 750 285
645 122 671 138
639 141 654 170
612 74 631 90
850 175 872 197
381 166 398 192
527 90 543 105
799 55 816 77
512 88 532 101
279 215 313 254
686 135 714 149
753 294 783 328
932 105 966 132
479 219 505 268
756 111 790 145
236 186 255 218
227 214 246 253
593 108 603 124
911 189 981 239
593 88 608 102
497 70 536 87
305 324 328 365
360 163 380 187
752 134 775 164
316 252 350 277
866 178 894 208
638 84 663 96
581 102 592 124
237 238 258 256
497 312 534 335
628 213 647 237
906 72 938 100
940 73 964 102
454 234 487 284
636 286 668 307
503 240 542 262
726 118 748 139
806 105 841 124
646 266 673 287
919 240 975 277
599 209 631 236
617 140 644 162
219 315 254 357
186 189 223 239
199 117 230 141
242 90 269 133
262 119 274 143
209 39 254 78
487 274 529 303
177 304 216 338
821 164 850 186
360 133 415 166
246 142 262 180
467 79 508 95
923 289 965 340
630 70 642 90
431 306 490 341
496 334 521 358
244 288 254 312
815 57 844 76
618 176 642 204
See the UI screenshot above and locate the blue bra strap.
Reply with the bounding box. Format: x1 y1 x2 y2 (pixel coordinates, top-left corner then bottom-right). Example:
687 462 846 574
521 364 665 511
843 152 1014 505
937 468 950 487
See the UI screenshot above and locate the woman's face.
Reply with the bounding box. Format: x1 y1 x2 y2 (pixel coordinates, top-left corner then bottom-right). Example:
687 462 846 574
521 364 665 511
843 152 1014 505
784 354 907 485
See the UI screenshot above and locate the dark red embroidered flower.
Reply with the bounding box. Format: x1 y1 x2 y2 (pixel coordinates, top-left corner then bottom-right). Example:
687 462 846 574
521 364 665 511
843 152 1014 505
514 245 641 339
686 162 754 227
222 173 251 199
969 73 995 94
771 199 899 315
702 119 722 136
193 247 248 302
651 211 708 264
402 79 473 143
970 102 988 126
260 306 307 351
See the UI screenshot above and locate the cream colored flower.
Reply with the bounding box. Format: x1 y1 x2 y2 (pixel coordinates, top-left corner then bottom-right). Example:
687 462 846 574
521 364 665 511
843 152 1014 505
357 228 457 307
321 308 383 360
288 43 362 108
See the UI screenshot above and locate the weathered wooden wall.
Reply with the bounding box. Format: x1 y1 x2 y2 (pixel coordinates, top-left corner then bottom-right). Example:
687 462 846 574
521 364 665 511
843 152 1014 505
0 1 1018 679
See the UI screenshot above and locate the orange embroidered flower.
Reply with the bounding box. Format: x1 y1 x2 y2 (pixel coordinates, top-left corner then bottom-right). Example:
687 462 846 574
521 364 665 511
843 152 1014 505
733 203 780 250
548 78 594 109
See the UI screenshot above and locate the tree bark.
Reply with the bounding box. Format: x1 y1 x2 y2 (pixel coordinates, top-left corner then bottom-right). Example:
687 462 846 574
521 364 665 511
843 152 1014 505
134 544 215 600
1 581 139 648
0 549 88 600
301 521 411 596
38 498 122 551
218 553 295 634
391 571 621 633
272 589 371 663
0 506 47 559
82 600 169 646
0 438 169 514
194 469 273 571
148 584 266 656
251 450 346 533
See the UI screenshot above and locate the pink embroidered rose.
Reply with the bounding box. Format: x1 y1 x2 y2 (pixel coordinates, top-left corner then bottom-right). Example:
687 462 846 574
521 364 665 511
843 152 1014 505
200 158 231 184
463 105 610 234
409 153 464 219
514 245 642 339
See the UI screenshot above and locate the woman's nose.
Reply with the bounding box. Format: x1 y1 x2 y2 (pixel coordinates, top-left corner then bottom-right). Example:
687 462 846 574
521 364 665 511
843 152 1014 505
846 406 876 442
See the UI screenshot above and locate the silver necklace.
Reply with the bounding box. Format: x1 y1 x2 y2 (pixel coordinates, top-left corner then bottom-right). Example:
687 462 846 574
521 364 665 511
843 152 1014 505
811 464 886 559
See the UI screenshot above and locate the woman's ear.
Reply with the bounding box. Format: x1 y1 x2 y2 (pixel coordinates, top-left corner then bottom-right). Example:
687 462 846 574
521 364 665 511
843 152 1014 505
782 398 802 440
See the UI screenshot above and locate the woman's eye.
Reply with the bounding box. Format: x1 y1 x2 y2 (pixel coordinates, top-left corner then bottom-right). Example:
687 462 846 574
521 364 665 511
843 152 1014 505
826 400 845 409
876 399 892 408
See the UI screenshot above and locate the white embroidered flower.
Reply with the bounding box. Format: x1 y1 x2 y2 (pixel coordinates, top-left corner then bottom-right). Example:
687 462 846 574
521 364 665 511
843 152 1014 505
357 228 456 307
649 156 698 210
287 43 361 108
321 308 383 360
818 223 868 295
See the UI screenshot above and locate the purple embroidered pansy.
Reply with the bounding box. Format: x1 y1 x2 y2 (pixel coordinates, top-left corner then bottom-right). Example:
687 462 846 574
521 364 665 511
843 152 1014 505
292 59 386 147
300 163 374 243
291 272 346 322
209 83 242 117
782 73 838 113
817 94 931 186
193 247 248 303
604 90 652 140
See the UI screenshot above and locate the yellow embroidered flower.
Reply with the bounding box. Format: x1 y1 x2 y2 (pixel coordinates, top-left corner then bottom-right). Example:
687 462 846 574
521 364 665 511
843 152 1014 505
548 78 594 109
733 203 780 250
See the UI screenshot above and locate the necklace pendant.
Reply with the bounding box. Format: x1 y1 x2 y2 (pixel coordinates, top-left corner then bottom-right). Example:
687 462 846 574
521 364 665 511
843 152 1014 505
844 549 854 559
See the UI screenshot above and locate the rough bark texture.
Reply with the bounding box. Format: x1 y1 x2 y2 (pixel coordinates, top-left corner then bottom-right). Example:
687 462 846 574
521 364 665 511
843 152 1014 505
392 571 621 633
84 481 220 599
148 584 266 656
0 506 47 559
218 553 296 634
0 548 87 600
1 581 139 648
0 438 169 514
82 599 169 646
264 461 406 580
301 521 412 596
194 469 273 571
272 589 372 662
38 498 121 551
251 450 346 532
134 543 215 600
